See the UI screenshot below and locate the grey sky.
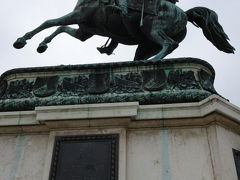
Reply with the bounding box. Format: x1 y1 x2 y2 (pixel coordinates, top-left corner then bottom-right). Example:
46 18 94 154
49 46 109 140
0 0 239 106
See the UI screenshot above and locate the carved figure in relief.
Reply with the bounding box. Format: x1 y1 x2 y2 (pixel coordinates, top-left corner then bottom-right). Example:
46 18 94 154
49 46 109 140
13 0 235 61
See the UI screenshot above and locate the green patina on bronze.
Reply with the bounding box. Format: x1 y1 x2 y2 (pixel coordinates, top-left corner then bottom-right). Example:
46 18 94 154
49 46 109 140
0 58 219 112
13 0 235 60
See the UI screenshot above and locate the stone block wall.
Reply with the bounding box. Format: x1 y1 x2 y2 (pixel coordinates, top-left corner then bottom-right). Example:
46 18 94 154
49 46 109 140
0 95 239 180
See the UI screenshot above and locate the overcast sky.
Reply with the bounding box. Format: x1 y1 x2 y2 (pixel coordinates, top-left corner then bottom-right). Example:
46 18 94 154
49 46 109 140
0 0 239 107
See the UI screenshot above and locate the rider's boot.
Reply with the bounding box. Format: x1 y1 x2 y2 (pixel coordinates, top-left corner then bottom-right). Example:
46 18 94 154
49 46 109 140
97 40 118 55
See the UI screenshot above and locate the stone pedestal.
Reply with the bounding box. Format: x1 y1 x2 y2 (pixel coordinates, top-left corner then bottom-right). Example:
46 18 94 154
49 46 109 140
0 58 217 111
0 59 239 180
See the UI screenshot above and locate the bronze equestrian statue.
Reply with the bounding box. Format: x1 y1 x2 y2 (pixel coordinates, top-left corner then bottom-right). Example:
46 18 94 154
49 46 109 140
13 0 235 61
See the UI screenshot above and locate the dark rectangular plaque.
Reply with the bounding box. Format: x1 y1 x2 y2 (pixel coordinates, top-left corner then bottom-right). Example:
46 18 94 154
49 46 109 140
49 134 119 180
233 149 240 180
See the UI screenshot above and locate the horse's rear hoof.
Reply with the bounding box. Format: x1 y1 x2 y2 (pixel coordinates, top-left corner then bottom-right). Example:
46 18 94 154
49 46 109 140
13 38 26 49
37 43 48 53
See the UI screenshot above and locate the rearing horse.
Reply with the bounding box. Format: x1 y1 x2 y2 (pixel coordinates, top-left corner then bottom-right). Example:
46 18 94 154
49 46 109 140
13 0 235 61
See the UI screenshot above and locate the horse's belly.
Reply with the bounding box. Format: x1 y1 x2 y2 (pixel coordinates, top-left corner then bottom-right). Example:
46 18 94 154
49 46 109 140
100 12 141 44
106 14 131 36
81 21 138 45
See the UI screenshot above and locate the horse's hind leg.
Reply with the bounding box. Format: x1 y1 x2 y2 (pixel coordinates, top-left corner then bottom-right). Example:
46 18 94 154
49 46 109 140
37 26 93 53
134 43 160 61
150 37 178 60
141 21 179 60
148 30 178 60
13 10 85 49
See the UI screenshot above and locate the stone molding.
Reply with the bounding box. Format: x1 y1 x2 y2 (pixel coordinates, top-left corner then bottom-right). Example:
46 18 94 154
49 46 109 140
137 95 240 121
0 95 239 134
35 102 138 122
0 111 36 126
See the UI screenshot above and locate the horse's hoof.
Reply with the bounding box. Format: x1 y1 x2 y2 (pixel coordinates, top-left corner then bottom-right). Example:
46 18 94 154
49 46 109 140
148 57 163 62
13 38 27 49
37 43 48 53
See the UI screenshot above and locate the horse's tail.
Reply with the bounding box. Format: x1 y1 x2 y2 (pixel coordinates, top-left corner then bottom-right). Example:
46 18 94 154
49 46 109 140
186 7 235 54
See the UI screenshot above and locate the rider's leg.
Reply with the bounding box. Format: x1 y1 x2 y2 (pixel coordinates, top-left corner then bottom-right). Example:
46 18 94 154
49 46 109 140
13 9 91 49
105 5 123 14
37 26 93 53
97 39 118 55
105 5 137 39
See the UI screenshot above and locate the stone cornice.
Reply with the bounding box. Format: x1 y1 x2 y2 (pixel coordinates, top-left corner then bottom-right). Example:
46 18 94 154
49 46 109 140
0 95 239 134
0 58 215 80
137 95 240 121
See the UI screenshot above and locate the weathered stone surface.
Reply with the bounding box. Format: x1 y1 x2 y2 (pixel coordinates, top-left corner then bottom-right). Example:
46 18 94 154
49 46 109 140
0 135 49 180
0 97 240 179
126 128 215 180
0 58 219 111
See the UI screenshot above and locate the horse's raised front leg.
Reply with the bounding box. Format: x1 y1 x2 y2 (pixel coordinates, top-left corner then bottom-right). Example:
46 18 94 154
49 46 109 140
13 10 85 49
37 26 93 53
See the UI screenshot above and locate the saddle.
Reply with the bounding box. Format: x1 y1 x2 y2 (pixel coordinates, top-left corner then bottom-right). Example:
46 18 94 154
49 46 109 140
126 0 179 14
127 0 158 15
100 0 158 15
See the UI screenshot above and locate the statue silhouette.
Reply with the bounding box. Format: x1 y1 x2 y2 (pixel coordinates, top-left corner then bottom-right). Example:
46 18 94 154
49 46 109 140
13 0 235 60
